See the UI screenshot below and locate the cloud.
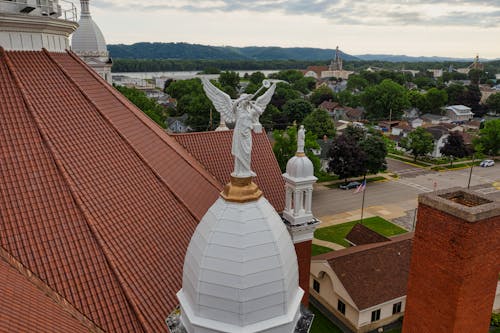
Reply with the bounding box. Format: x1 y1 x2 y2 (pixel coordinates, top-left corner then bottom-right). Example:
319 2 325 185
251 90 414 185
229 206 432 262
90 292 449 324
89 0 500 28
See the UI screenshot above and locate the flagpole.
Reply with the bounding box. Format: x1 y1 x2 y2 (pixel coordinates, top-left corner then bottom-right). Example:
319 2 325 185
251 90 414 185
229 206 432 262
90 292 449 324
467 154 475 189
360 174 367 225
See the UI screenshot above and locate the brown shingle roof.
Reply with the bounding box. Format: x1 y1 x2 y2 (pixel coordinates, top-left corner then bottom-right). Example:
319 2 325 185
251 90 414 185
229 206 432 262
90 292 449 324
345 223 391 246
314 233 413 310
0 49 222 332
172 130 285 212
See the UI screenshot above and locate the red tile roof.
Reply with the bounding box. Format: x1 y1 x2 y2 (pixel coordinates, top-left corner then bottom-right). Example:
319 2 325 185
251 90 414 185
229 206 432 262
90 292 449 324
172 130 285 212
0 49 223 332
0 250 99 333
313 233 413 310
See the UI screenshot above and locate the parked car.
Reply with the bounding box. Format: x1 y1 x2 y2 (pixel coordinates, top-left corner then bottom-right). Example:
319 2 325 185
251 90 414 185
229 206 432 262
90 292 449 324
339 181 361 190
480 160 495 167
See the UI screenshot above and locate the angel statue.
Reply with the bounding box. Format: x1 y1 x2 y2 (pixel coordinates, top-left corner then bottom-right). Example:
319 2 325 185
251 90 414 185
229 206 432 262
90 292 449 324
201 77 277 178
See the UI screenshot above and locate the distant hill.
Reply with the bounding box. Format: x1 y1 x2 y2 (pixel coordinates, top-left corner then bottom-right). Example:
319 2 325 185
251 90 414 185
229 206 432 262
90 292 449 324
107 42 360 61
354 54 494 63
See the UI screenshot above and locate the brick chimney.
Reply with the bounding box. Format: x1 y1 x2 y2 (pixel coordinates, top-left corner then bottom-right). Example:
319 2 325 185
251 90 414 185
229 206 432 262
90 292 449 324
403 188 500 333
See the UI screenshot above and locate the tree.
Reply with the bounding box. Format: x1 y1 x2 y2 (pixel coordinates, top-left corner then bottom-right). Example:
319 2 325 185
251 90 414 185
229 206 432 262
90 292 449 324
271 83 301 110
440 132 468 166
360 134 388 174
292 77 316 94
115 85 167 128
272 126 321 174
302 108 336 139
474 119 500 156
167 79 216 131
361 79 410 121
269 69 304 84
468 69 483 85
218 71 240 98
282 99 313 124
486 93 500 115
445 84 466 105
424 88 448 114
309 86 335 107
346 74 369 92
400 127 434 161
327 134 366 182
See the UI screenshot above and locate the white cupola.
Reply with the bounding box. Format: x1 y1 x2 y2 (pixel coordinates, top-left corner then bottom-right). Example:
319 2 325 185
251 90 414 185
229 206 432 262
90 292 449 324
71 0 112 83
282 126 320 243
0 0 78 51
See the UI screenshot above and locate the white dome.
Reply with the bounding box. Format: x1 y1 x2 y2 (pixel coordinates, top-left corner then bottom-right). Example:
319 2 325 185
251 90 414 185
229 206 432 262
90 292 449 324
72 14 108 57
285 155 315 180
178 197 303 333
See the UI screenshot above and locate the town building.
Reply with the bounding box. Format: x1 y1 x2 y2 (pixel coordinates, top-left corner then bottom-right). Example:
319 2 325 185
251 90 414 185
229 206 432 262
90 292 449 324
444 105 474 122
71 0 112 83
321 46 354 80
457 55 485 75
428 69 443 78
310 233 413 333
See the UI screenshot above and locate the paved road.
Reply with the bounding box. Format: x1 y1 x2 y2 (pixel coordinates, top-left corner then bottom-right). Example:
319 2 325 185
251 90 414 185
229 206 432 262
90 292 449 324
313 160 499 218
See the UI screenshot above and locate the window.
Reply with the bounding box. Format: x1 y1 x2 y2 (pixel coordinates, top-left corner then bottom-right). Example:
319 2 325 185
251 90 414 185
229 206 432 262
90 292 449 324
313 279 320 293
393 302 402 314
371 309 381 322
337 300 346 315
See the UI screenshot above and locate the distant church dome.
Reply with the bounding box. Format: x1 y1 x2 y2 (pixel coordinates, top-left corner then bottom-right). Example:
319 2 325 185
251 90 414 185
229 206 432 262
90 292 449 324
71 0 108 57
178 195 303 333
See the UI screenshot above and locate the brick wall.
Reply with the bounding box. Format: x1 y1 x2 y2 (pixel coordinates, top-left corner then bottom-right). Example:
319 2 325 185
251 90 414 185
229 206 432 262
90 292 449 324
403 203 500 333
295 240 312 307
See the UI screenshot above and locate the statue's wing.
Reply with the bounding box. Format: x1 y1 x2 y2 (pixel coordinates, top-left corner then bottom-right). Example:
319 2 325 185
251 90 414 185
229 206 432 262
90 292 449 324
201 78 235 123
255 83 277 113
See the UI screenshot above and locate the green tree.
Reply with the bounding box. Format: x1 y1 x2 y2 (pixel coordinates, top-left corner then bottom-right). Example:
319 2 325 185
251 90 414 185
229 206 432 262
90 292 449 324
271 83 301 109
468 69 483 85
360 134 388 174
346 74 369 91
115 85 167 128
272 126 321 174
424 88 448 114
486 93 500 115
474 119 500 156
361 79 410 121
338 90 361 108
303 108 336 139
282 99 313 124
249 71 266 85
309 86 335 107
167 79 216 131
270 69 304 84
327 134 366 182
400 127 434 161
292 77 316 94
440 132 469 166
219 71 240 98
413 76 436 90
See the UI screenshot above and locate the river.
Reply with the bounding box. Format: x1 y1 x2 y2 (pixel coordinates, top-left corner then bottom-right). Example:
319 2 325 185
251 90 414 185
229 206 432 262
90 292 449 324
112 70 280 80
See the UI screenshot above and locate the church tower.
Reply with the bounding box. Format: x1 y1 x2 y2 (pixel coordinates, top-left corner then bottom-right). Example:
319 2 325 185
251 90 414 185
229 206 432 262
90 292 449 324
71 0 112 83
0 0 78 51
329 46 343 71
282 126 320 307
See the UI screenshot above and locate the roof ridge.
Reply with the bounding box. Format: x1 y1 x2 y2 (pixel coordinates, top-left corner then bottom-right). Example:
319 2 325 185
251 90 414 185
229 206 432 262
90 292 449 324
65 50 222 191
46 49 207 227
0 246 105 333
3 48 149 332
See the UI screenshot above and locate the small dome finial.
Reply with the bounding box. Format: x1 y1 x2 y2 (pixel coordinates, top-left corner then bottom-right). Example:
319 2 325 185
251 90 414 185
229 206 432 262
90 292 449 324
81 0 90 16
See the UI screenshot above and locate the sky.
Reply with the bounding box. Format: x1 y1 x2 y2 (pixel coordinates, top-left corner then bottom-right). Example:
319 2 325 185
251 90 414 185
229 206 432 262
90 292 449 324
87 0 500 59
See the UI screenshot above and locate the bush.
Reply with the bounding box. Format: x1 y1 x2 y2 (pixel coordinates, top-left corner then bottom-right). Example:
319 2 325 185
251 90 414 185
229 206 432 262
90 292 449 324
492 313 500 327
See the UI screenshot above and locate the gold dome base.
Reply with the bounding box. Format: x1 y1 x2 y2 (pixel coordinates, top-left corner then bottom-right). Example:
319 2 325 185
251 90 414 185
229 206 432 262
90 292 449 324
221 176 263 203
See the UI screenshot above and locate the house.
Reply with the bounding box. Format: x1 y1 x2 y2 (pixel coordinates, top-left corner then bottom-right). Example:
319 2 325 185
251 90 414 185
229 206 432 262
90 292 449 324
318 100 340 113
378 120 401 132
165 114 192 133
410 118 423 128
403 108 420 120
391 122 412 137
312 136 333 172
421 113 451 125
428 69 443 78
303 66 329 80
425 126 450 158
310 233 413 333
444 105 474 122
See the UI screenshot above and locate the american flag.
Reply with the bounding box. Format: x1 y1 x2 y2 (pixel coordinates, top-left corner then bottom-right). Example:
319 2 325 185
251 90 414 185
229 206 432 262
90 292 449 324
355 179 367 193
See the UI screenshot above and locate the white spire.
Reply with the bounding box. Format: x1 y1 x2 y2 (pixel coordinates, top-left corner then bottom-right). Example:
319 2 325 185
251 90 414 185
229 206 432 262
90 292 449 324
283 127 319 243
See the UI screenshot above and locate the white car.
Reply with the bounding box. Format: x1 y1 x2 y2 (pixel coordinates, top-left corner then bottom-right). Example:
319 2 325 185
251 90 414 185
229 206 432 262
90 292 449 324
480 160 495 167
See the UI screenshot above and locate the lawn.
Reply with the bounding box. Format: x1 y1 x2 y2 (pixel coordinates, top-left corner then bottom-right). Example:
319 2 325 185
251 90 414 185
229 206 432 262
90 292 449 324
314 216 408 248
311 244 334 256
309 305 343 333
